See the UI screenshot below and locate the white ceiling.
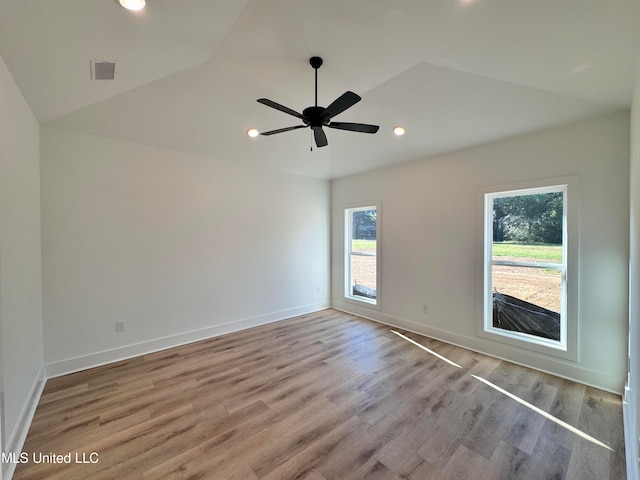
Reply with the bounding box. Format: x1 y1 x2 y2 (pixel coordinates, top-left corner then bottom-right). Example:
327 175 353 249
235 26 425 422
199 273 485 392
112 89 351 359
1 0 639 179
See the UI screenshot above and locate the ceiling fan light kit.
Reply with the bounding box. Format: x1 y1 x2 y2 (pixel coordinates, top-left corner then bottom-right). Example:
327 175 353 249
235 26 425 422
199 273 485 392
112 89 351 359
257 57 380 148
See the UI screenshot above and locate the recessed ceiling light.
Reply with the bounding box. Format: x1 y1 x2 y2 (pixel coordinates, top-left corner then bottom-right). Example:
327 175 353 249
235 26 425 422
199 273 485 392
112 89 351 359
393 126 406 136
118 0 146 11
247 128 259 138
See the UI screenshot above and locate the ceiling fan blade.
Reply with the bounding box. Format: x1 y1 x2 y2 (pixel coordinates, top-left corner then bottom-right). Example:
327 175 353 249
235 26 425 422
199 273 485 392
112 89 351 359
260 125 307 136
324 91 361 119
328 122 380 134
312 126 328 147
257 98 305 120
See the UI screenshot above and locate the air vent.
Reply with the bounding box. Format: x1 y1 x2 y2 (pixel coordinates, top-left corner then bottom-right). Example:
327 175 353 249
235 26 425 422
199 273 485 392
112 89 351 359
91 61 116 81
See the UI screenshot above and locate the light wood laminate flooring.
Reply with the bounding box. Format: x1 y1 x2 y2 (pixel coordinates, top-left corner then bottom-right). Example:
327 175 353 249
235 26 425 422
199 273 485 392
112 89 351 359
14 309 626 479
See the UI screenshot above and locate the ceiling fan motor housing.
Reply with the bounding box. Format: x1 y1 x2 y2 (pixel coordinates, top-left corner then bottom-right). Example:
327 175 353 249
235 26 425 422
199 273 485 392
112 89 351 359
303 106 330 127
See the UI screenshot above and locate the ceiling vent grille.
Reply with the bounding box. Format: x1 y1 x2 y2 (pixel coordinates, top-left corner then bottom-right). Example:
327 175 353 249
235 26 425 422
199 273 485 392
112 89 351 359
91 61 116 81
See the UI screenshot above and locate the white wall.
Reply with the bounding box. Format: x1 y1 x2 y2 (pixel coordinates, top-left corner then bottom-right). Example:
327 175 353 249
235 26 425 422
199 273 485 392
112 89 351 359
41 127 330 375
625 63 640 479
332 111 630 393
0 55 44 474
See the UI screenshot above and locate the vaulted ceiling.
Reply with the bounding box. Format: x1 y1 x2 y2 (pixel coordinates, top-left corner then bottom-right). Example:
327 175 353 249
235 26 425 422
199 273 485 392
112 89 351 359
1 0 638 179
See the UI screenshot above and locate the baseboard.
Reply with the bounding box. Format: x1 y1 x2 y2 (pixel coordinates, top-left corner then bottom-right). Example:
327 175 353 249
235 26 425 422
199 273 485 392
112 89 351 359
46 302 330 379
3 364 46 480
332 303 624 394
624 386 638 480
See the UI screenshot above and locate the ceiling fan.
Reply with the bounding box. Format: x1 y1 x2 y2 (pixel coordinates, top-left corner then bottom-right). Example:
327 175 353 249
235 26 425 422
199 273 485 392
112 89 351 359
257 56 379 148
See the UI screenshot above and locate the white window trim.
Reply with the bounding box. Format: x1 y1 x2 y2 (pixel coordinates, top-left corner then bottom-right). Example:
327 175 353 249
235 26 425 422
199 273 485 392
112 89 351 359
344 202 381 309
477 176 579 361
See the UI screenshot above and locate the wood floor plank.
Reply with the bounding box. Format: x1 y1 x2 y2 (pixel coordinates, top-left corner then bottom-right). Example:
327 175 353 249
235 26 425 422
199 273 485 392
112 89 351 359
259 416 365 480
566 439 611 480
440 444 491 479
374 407 438 477
416 392 483 466
350 458 402 480
14 309 626 480
521 437 571 480
406 459 442 480
478 441 530 480
140 401 270 480
503 381 557 454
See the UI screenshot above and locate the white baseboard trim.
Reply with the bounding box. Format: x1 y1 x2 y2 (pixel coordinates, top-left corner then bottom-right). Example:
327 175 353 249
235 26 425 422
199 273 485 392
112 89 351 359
332 303 624 394
3 364 46 480
624 386 638 480
46 302 330 379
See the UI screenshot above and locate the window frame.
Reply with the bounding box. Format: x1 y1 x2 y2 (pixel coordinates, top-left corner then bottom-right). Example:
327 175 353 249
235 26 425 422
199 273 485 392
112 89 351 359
344 202 381 309
478 177 579 361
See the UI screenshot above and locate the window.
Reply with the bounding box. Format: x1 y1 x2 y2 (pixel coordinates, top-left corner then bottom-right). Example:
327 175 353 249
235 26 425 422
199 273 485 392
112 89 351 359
483 183 572 351
345 205 379 306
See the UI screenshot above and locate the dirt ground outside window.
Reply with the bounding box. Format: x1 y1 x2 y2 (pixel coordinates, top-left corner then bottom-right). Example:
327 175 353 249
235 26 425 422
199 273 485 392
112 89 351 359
350 255 560 314
350 255 377 291
492 256 561 313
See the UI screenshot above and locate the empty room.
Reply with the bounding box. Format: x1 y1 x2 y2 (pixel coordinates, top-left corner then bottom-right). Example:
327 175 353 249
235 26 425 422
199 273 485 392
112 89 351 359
1 1 640 479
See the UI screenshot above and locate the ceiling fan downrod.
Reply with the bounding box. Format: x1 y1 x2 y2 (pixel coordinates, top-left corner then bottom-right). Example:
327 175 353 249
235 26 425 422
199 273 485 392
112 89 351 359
310 56 323 107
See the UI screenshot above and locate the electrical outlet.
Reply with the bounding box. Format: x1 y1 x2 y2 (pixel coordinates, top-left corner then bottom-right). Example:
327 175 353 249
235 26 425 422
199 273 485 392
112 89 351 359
423 305 429 314
115 321 126 333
